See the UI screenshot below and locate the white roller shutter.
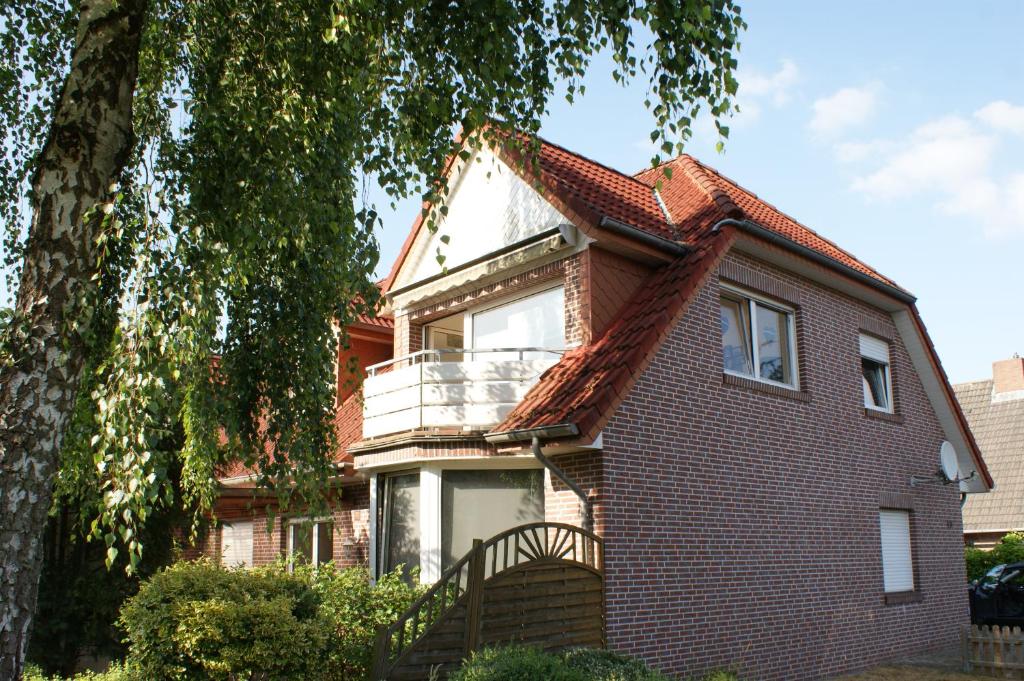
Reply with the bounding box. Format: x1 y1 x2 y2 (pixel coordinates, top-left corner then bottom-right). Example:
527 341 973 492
221 520 253 567
879 510 914 593
860 334 890 363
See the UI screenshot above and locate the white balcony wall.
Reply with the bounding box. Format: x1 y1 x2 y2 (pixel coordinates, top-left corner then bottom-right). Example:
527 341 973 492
363 356 558 439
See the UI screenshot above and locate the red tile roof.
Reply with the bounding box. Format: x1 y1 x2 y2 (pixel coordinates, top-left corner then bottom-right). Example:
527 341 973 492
635 156 900 289
354 312 393 330
516 138 675 241
496 226 736 441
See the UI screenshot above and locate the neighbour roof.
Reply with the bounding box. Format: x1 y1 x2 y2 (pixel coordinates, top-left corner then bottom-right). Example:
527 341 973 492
958 380 1024 531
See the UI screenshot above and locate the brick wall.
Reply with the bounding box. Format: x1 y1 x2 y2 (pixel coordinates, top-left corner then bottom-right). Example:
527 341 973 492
544 451 603 528
599 251 969 680
587 247 652 338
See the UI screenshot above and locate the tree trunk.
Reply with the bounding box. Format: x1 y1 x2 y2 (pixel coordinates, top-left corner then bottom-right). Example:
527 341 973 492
0 1 146 677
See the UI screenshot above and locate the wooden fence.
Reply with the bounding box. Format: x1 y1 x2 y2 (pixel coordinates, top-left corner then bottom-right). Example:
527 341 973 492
371 522 604 680
963 624 1024 677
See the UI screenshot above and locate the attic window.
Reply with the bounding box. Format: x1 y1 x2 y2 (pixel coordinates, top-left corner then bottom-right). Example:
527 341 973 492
720 286 797 388
861 334 893 413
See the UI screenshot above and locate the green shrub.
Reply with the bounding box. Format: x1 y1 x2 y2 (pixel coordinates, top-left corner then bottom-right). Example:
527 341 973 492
309 565 422 680
560 648 670 680
965 532 1024 581
22 662 135 681
117 559 421 680
451 646 736 681
449 646 586 681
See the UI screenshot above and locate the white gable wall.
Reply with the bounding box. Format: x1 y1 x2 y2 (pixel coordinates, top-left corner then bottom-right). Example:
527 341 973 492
395 147 573 290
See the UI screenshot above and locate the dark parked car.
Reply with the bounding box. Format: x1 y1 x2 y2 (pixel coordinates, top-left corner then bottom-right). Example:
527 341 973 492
969 562 1024 625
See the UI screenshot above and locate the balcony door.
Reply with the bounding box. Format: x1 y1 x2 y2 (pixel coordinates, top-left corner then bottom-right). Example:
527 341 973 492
470 286 565 361
424 314 464 362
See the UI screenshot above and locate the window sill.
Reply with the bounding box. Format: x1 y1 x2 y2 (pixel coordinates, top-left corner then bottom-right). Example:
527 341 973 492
864 408 904 424
722 373 810 402
884 590 923 606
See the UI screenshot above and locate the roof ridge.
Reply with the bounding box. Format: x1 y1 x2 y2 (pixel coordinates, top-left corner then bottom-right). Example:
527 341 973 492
674 155 744 220
954 378 995 387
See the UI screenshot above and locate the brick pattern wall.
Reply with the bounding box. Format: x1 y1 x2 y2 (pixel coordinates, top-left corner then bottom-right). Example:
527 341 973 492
587 248 652 338
543 451 603 528
599 251 969 680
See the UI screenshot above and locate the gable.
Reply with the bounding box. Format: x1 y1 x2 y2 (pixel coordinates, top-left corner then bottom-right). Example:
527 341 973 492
392 147 573 291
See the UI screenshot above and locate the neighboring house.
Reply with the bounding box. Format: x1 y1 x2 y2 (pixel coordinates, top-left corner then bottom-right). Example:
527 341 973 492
200 133 992 681
958 356 1024 549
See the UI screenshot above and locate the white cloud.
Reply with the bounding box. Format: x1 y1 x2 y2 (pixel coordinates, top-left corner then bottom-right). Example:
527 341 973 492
975 100 1024 136
810 83 880 136
851 116 994 199
848 106 1024 238
739 59 799 106
734 59 799 124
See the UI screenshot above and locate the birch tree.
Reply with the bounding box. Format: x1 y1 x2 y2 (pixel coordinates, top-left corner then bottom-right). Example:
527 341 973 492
0 0 744 676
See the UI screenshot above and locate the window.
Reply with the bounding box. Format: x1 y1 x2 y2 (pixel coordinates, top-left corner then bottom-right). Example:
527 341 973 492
720 287 797 387
441 469 544 570
471 287 565 360
378 472 421 576
425 314 464 362
221 520 253 568
288 518 334 569
861 334 893 412
879 510 914 593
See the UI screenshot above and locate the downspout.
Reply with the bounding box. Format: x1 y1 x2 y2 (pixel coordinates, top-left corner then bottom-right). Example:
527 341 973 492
531 436 593 532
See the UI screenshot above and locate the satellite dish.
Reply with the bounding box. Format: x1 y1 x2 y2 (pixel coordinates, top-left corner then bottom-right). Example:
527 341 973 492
940 441 960 482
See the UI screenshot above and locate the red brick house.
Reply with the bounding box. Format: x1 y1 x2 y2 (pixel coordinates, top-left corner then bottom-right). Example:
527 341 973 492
203 133 992 680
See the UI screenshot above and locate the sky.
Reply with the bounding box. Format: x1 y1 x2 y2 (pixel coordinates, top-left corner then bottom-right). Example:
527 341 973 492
366 1 1024 385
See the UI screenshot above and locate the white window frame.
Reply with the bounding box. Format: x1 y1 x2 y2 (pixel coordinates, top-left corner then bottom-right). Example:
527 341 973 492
371 458 546 583
879 509 915 594
464 284 567 357
286 516 334 571
720 283 799 390
860 334 894 413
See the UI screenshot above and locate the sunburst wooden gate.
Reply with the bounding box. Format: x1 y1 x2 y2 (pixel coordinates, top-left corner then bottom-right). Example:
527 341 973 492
370 522 604 680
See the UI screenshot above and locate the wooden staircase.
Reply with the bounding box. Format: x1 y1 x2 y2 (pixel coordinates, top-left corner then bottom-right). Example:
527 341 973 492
370 522 605 680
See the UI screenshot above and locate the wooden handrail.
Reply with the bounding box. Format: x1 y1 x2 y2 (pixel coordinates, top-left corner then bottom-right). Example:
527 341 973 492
371 522 603 680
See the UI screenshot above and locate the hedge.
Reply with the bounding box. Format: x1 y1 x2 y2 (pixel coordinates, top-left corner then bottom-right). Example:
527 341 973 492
116 559 421 680
965 532 1024 581
450 646 740 681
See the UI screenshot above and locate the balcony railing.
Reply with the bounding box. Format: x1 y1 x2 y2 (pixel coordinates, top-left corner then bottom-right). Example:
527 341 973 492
362 348 562 439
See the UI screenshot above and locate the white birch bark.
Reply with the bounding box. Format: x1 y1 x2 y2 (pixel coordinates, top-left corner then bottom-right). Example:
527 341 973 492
0 1 146 677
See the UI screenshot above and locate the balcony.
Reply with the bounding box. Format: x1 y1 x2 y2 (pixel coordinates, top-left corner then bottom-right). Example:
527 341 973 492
362 348 562 439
